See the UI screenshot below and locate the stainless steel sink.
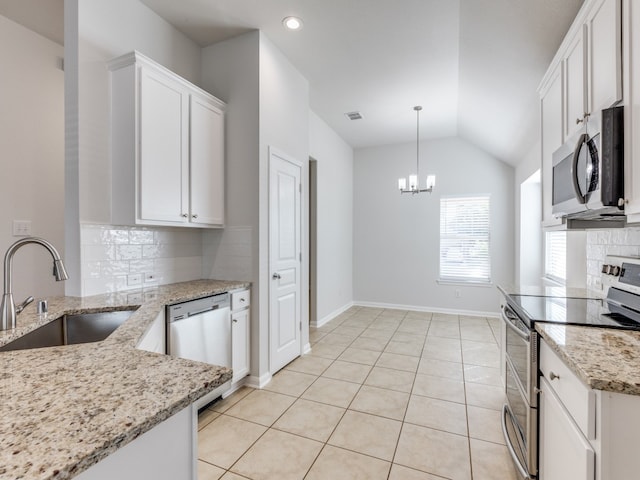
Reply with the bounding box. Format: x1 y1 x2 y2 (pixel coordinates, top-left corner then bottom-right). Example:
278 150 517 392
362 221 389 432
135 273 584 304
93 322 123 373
0 310 136 352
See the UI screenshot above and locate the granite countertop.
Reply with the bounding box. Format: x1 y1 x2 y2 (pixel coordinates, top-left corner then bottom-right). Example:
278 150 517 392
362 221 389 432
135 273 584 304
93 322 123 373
0 279 249 480
536 323 640 396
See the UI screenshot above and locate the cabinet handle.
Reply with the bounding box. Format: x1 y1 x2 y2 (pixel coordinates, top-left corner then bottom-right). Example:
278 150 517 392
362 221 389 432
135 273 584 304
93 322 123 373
232 318 238 323
181 213 188 218
549 371 560 380
192 214 198 219
576 117 584 125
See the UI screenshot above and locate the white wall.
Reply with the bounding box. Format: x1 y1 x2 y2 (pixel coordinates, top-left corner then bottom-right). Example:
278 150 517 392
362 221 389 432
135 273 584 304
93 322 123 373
0 15 65 302
519 171 542 284
258 32 310 376
201 32 310 381
514 141 542 285
200 32 261 376
309 111 354 325
65 0 205 295
353 136 515 315
201 31 259 285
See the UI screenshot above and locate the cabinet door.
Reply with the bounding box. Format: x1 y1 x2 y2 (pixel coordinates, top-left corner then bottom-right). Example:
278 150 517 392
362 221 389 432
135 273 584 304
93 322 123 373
564 29 587 139
625 0 640 220
231 309 249 382
541 64 564 227
189 94 225 227
139 67 189 224
587 0 622 115
539 376 595 480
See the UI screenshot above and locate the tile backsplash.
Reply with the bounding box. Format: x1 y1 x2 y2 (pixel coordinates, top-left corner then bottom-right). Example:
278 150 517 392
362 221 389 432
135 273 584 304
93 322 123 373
586 227 640 291
81 224 203 296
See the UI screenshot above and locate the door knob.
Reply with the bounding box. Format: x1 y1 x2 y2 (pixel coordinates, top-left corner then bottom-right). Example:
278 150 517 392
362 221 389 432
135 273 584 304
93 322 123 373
272 273 281 279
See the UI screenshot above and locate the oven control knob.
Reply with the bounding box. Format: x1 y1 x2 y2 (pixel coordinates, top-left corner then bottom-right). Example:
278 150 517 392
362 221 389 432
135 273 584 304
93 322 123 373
611 266 621 276
602 264 612 274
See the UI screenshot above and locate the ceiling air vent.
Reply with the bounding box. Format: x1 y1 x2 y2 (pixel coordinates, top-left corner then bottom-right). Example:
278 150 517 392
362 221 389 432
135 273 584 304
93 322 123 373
345 111 363 121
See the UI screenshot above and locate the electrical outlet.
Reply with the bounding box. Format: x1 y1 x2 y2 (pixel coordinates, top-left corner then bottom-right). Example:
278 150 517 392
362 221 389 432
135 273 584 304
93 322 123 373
127 274 142 286
12 220 31 236
144 272 157 284
455 289 461 298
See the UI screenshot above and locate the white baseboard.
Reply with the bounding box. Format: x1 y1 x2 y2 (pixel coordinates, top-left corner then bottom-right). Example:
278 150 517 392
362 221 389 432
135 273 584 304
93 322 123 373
353 300 499 319
312 301 355 328
245 372 272 389
302 342 311 354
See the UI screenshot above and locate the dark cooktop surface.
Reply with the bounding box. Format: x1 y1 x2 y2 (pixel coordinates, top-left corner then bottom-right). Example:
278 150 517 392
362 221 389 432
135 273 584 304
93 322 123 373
507 294 640 330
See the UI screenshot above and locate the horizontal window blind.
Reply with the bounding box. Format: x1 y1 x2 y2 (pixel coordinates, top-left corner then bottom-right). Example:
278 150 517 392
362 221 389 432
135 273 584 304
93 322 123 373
439 195 491 283
545 231 566 282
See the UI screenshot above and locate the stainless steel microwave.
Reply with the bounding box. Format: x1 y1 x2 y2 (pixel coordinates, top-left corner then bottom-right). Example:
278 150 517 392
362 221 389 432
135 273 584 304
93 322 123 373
551 106 624 220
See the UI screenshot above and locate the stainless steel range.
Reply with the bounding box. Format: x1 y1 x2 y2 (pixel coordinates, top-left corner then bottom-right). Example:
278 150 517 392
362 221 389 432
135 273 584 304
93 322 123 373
499 255 640 479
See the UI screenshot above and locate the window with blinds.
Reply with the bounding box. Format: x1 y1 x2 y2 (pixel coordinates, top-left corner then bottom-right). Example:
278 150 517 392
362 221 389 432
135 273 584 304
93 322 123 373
545 231 566 283
439 195 491 283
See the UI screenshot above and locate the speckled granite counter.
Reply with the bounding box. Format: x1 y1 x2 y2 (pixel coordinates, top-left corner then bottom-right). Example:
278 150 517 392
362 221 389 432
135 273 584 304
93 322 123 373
0 279 249 480
536 323 640 396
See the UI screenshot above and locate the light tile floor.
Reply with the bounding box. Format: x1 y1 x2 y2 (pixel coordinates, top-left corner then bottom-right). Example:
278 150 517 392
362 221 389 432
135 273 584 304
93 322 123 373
197 306 518 480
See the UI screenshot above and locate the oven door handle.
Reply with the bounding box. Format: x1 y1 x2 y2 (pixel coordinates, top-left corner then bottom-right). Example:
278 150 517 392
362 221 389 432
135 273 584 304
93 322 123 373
501 305 530 342
502 404 533 479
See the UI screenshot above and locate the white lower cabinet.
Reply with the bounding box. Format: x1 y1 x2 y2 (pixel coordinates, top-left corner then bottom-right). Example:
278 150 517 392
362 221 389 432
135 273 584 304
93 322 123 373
539 339 640 480
231 289 250 384
539 376 595 480
76 405 195 480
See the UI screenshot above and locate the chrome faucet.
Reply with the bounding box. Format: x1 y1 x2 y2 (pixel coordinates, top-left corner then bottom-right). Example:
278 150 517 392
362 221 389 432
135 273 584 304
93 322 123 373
0 237 68 331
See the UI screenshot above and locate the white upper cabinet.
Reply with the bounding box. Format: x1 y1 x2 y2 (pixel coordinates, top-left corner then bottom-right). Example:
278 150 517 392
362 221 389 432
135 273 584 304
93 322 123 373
540 64 565 227
538 0 622 229
586 0 622 116
109 51 226 228
138 67 190 225
622 0 640 221
563 0 621 139
189 94 225 227
564 29 587 139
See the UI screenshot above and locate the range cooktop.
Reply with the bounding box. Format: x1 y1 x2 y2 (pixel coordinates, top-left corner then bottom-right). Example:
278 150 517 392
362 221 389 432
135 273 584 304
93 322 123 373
506 294 640 330
505 256 640 331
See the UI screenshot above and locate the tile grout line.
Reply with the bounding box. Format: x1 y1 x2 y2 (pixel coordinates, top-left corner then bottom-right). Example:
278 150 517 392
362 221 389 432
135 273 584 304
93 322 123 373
200 308 505 480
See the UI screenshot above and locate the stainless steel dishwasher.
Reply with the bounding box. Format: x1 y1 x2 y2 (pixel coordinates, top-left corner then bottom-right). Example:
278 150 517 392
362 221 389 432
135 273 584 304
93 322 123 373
166 293 231 367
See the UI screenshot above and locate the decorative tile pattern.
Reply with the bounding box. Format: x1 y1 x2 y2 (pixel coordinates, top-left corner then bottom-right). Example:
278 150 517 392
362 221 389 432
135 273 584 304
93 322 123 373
81 224 205 296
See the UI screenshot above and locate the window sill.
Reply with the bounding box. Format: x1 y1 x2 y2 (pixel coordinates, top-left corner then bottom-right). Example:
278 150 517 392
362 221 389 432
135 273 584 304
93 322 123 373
437 279 493 288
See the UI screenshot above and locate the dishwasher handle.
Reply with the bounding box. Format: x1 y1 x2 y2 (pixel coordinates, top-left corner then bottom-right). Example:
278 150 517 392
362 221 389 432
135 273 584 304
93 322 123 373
187 304 219 317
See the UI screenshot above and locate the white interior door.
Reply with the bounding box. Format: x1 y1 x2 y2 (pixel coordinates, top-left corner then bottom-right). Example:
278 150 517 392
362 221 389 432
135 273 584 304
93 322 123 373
269 148 302 373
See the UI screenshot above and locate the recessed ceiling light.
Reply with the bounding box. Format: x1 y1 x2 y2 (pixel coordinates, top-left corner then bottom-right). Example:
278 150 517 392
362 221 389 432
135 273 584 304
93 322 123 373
282 16 303 31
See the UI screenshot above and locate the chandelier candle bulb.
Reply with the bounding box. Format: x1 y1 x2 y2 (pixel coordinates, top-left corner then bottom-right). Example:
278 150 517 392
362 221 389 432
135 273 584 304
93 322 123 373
409 175 418 191
426 175 436 190
398 178 407 191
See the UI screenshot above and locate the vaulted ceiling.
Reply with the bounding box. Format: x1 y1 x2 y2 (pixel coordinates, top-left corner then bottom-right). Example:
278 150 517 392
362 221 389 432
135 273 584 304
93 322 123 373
140 0 584 165
1 0 584 166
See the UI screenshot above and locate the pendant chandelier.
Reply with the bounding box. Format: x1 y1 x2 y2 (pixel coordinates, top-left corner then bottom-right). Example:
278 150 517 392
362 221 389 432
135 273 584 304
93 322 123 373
398 106 436 194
